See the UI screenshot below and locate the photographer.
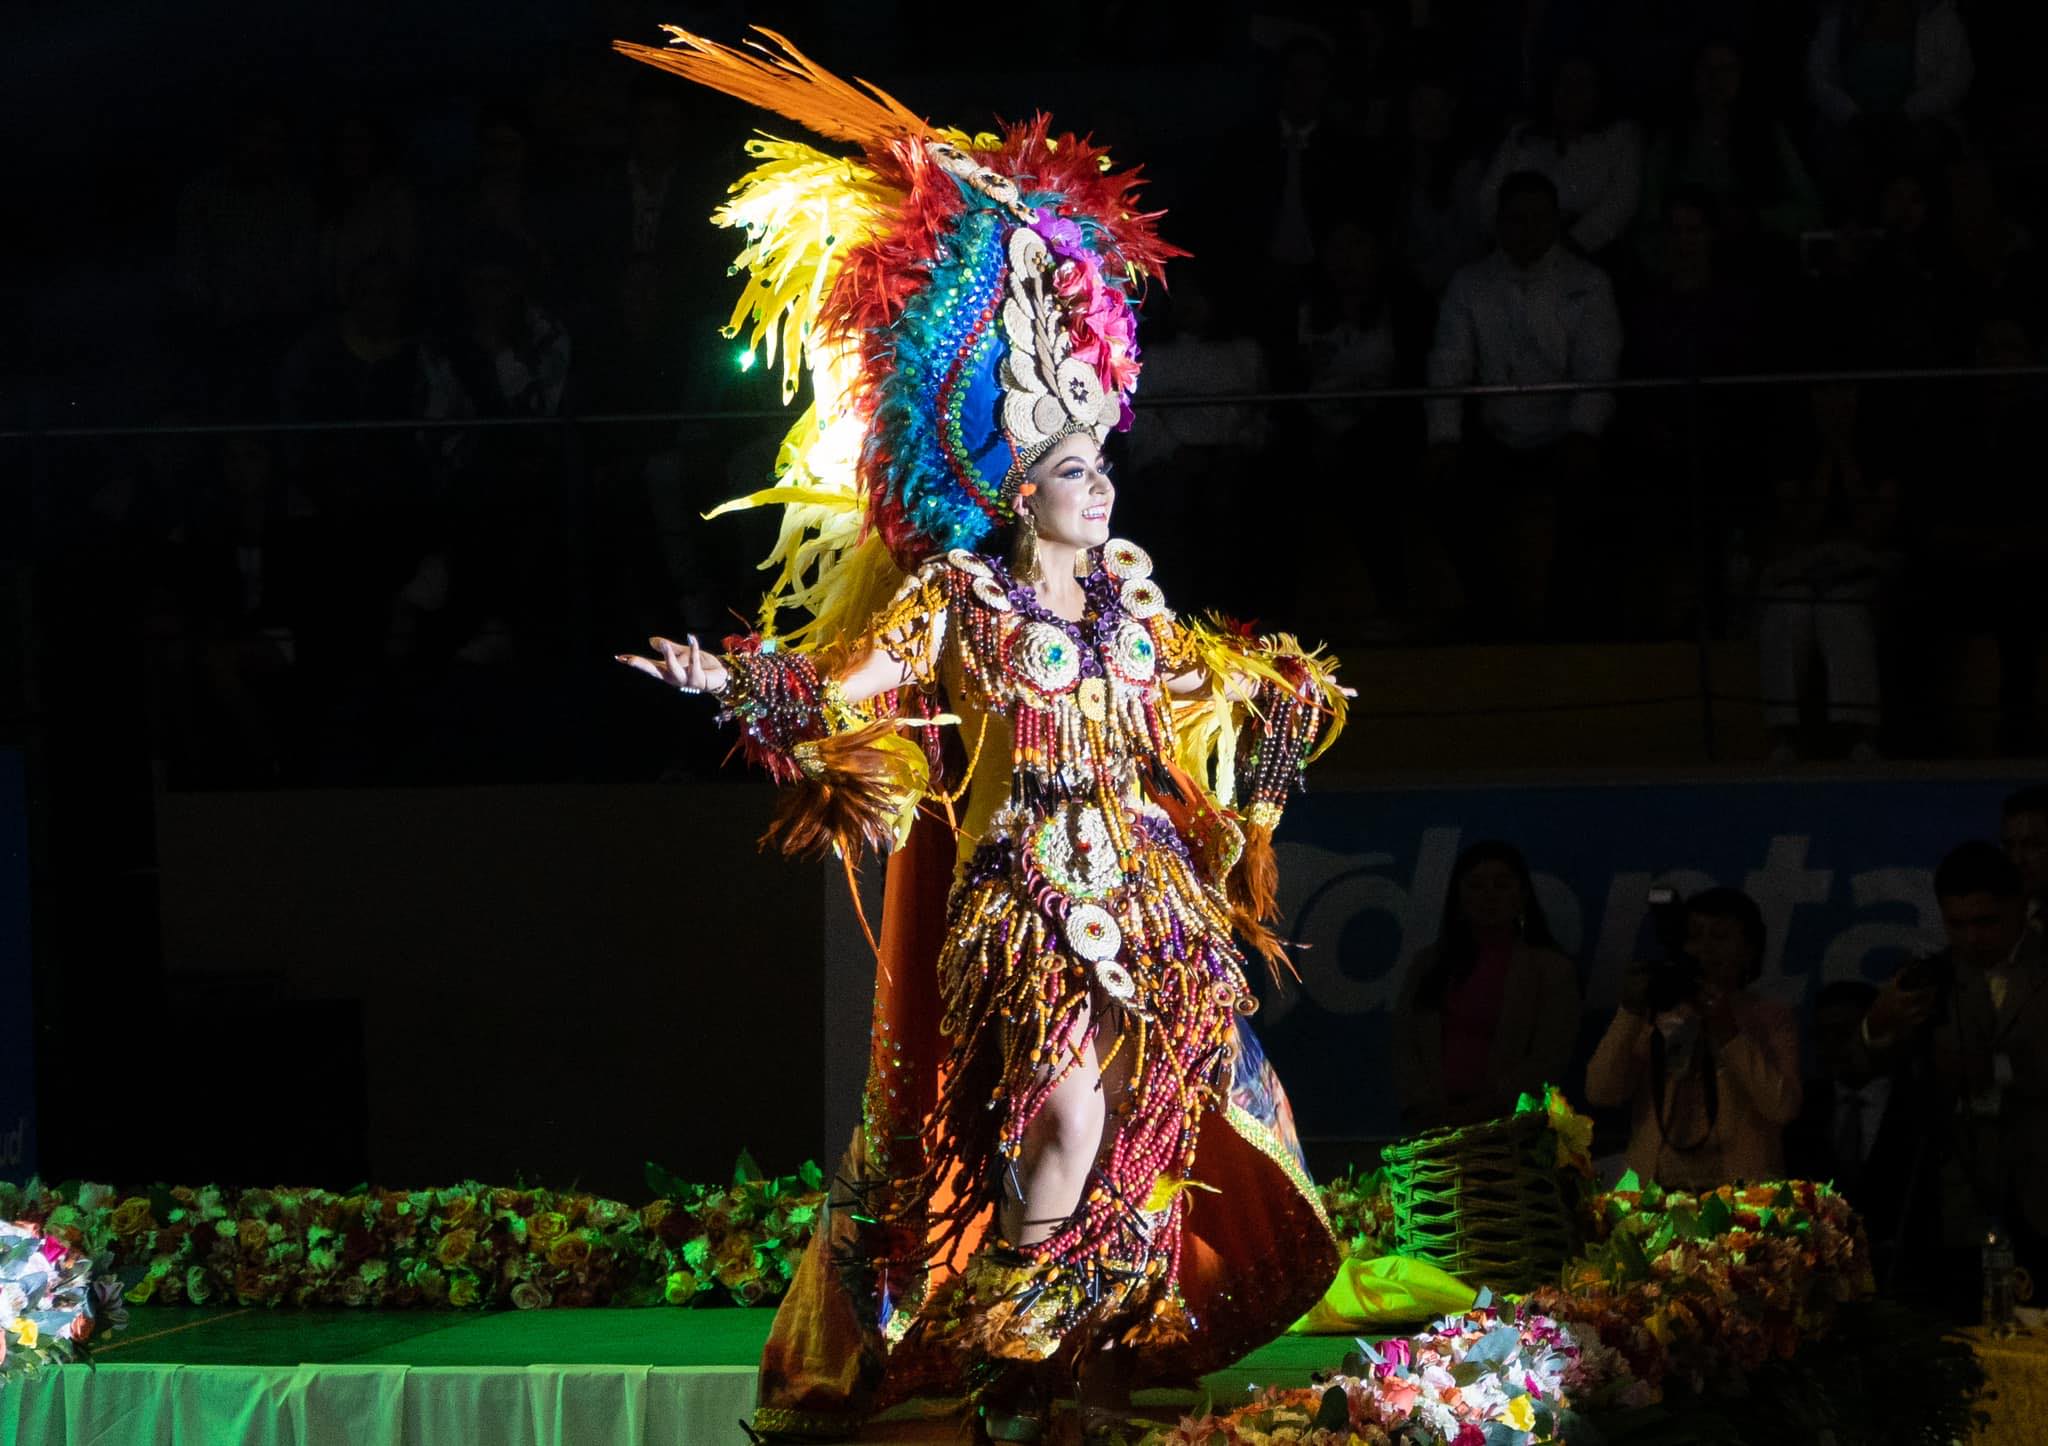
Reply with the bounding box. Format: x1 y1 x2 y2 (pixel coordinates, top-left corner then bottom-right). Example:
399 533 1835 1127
1861 842 2048 1288
1586 888 1802 1189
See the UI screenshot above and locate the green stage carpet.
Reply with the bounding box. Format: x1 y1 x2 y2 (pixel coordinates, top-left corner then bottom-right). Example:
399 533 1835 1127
96 1304 1333 1392
2 1308 1337 1445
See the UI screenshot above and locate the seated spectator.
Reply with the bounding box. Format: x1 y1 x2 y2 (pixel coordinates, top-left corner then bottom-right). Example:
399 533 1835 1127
174 100 319 416
1641 40 1822 275
1425 171 1622 636
415 228 572 670
1393 841 1580 1132
1478 54 1644 264
1860 843 2048 1301
278 252 428 679
1806 0 1973 214
1207 35 1367 383
153 434 300 784
1785 980 1933 1294
317 112 418 304
2002 786 2048 929
1386 72 1490 297
1586 888 1802 1189
429 100 558 303
1755 386 1898 764
1296 217 1426 633
1905 314 2048 754
419 229 571 434
1119 261 1268 613
1622 188 1771 638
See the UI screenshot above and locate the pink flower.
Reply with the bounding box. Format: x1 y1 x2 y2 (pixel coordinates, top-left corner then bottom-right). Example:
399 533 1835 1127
1379 1338 1411 1372
1378 1377 1421 1414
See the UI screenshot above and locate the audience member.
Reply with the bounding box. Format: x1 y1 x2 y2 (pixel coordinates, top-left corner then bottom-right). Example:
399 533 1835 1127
1425 170 1621 635
1586 887 1802 1189
1860 843 2048 1301
1120 261 1268 613
1393 840 1581 1132
1296 218 1427 631
1215 36 1365 380
277 251 430 682
572 255 709 635
1785 979 1934 1295
151 434 300 784
173 101 320 415
569 83 706 315
1477 54 1644 264
1806 0 1974 214
316 113 419 303
1622 189 1769 637
1908 315 2048 753
1640 40 1822 277
1754 385 1897 763
1385 72 1491 297
419 228 571 436
2001 786 2048 929
431 101 558 303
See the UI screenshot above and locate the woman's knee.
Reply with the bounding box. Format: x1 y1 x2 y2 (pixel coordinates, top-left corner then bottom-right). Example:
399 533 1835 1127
1025 1066 1105 1162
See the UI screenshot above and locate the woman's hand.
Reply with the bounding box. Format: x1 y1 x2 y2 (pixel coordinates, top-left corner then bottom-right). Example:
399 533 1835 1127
615 634 728 695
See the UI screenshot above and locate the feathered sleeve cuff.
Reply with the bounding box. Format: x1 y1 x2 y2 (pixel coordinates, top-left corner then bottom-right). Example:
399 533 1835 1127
1165 618 1348 933
716 633 935 861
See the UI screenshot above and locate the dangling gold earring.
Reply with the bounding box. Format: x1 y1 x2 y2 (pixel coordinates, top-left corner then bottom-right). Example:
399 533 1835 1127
1009 486 1042 583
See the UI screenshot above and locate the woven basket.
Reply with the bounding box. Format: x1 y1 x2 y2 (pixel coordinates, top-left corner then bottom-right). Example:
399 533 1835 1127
1378 1109 1577 1293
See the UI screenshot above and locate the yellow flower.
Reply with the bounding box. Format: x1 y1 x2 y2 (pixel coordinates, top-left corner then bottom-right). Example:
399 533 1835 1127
435 1229 477 1269
447 1273 479 1308
546 1233 591 1269
14 1318 36 1350
1502 1395 1536 1432
111 1197 154 1238
529 1212 570 1249
237 1219 269 1254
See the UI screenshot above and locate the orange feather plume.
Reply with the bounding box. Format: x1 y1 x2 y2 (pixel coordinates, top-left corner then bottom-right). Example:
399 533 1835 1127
613 25 932 152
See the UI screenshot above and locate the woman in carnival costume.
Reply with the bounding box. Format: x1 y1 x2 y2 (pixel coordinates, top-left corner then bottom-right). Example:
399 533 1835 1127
613 28 1349 1443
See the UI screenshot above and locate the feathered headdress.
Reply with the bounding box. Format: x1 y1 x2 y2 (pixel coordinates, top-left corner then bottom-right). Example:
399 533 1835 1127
614 27 1182 651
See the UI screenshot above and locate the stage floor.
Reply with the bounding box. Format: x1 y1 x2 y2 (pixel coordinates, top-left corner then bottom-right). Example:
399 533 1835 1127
5 1307 1337 1444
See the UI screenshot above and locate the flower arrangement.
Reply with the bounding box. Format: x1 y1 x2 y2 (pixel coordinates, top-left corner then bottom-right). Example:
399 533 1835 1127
1522 1172 1872 1407
1 1214 127 1382
1316 1165 1397 1263
0 1152 825 1314
1155 1291 1581 1446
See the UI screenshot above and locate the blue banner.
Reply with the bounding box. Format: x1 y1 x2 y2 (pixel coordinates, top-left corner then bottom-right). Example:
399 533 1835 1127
1257 775 2029 1142
0 749 30 1181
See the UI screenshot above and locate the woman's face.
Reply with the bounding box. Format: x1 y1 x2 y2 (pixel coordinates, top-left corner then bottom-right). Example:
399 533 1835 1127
1458 859 1523 935
1685 912 1755 994
1023 436 1114 550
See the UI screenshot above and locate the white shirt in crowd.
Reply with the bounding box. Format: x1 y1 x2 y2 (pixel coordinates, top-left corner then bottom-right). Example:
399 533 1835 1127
1425 244 1621 450
1478 120 1644 257
1807 0 1974 126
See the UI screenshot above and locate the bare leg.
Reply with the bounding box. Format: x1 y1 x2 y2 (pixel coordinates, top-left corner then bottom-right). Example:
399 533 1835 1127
1000 998 1106 1247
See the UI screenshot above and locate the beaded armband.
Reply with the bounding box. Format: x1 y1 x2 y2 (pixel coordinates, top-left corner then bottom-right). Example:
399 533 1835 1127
1234 659 1329 821
715 636 830 785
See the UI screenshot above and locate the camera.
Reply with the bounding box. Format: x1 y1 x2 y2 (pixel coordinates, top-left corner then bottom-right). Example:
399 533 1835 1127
1894 951 1952 996
1643 886 1704 1013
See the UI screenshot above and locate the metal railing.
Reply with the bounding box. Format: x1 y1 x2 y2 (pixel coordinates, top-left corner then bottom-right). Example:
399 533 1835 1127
6 361 2044 781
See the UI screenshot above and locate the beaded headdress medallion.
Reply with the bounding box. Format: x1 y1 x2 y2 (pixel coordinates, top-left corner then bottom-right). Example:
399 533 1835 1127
614 28 1181 645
